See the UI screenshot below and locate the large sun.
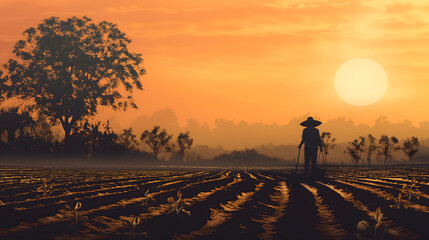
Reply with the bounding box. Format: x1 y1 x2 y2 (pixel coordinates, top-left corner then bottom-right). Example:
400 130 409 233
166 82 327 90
334 58 388 106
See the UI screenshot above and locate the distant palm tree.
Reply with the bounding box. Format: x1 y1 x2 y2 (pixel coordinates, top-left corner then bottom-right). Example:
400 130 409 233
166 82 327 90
0 107 34 149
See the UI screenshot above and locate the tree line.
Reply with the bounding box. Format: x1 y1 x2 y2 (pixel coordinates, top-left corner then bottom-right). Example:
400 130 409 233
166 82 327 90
344 135 420 165
320 132 421 165
0 106 421 165
0 107 193 161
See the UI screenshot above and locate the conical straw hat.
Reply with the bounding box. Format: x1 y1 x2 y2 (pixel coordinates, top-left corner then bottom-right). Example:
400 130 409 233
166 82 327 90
300 117 322 127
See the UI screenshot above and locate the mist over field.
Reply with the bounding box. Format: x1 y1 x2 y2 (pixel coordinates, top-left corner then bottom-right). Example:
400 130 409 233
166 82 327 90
100 108 429 164
108 109 429 149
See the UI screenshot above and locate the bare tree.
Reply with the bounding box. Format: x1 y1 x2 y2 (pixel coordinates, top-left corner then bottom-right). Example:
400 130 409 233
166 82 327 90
364 134 378 165
402 137 420 162
320 132 336 167
344 137 365 164
378 135 400 165
140 126 172 159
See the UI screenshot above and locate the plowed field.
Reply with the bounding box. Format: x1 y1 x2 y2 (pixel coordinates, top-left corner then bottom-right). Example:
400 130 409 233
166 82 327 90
0 167 428 240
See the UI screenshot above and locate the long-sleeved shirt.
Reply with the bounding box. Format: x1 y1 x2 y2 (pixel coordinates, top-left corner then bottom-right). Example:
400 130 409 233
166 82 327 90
300 127 322 149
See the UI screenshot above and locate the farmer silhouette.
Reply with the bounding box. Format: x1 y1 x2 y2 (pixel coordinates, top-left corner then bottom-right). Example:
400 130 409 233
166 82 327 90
298 117 323 176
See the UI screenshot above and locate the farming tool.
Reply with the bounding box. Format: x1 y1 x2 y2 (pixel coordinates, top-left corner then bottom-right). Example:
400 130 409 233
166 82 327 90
322 150 327 168
295 147 301 174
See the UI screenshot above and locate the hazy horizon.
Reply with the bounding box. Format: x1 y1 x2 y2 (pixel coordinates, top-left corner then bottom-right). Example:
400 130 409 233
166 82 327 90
102 108 429 150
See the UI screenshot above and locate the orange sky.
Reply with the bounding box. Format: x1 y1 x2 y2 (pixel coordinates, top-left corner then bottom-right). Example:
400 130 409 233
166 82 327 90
1 0 428 128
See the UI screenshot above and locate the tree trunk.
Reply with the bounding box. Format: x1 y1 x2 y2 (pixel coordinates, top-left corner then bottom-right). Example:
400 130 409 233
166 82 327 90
63 126 71 153
60 117 74 153
179 151 185 162
366 152 371 165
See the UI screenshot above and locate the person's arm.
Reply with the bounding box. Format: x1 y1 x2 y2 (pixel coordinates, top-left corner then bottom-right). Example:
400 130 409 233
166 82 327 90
298 139 304 149
299 129 305 148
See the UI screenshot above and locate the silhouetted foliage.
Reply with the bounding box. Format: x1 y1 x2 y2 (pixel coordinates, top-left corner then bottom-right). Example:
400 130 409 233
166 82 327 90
344 136 365 164
69 120 120 156
364 134 378 165
402 137 420 162
0 16 145 147
165 132 194 162
212 148 284 167
16 135 58 155
165 143 178 161
140 126 172 160
0 115 62 155
176 132 194 162
378 135 400 165
31 118 58 143
117 128 138 152
0 107 34 150
320 131 335 166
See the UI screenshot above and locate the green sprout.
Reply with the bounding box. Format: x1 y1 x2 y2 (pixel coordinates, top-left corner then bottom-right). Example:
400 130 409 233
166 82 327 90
167 190 190 216
121 215 148 239
356 207 399 240
63 188 72 195
36 180 54 197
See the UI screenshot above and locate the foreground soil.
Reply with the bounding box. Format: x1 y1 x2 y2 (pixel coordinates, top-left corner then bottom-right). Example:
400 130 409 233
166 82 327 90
0 166 428 240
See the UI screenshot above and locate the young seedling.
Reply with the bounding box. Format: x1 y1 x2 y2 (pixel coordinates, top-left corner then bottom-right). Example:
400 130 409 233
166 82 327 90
401 179 421 200
36 180 54 197
356 207 399 240
63 188 72 195
233 173 241 182
388 193 408 209
121 215 148 240
167 190 191 216
142 189 155 210
64 201 87 225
